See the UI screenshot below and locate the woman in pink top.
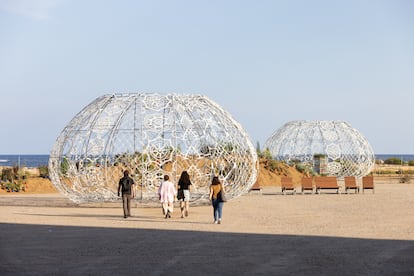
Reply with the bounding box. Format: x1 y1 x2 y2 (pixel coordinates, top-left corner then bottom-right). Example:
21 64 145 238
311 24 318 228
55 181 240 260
158 175 177 218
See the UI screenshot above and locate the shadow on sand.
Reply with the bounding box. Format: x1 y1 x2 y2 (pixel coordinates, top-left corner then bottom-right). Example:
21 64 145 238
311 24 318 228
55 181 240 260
0 223 413 275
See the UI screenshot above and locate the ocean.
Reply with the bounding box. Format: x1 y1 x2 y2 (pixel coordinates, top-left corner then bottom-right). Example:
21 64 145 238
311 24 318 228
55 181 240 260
0 154 414 168
0 155 49 168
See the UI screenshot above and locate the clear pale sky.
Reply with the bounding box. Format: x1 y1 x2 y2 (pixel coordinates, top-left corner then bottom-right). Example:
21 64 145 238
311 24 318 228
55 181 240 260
1 0 413 154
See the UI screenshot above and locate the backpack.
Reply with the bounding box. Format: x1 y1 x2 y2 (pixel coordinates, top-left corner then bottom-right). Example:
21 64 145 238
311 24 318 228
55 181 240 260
122 177 133 193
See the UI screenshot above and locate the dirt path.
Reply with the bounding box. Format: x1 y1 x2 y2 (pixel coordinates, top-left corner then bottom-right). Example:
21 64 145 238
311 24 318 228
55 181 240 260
1 184 413 275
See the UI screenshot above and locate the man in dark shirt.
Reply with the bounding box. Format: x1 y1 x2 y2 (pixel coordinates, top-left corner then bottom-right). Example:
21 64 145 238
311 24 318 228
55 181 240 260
118 170 135 218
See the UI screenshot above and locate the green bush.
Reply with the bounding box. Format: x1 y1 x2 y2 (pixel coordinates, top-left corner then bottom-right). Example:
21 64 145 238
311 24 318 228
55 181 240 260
1 168 14 181
296 163 313 175
376 170 397 175
256 141 262 158
61 156 69 175
384 158 403 165
3 181 21 192
376 170 414 175
262 148 272 160
267 159 279 172
38 165 49 178
408 160 414 166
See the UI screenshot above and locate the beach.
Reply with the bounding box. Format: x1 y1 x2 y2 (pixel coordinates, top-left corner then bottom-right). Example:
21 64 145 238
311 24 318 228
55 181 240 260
1 183 413 275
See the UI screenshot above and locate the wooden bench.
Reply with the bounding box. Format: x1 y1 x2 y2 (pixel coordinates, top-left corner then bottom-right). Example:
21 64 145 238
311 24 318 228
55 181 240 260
344 176 359 194
315 176 340 194
281 177 296 195
250 182 262 193
362 176 374 193
301 177 314 194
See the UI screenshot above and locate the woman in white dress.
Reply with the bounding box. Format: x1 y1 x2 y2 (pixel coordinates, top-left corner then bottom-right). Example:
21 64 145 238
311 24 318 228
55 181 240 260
158 175 177 218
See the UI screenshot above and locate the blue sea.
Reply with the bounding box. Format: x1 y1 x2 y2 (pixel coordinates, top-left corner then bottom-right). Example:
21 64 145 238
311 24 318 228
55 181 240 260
0 154 414 168
0 155 49 168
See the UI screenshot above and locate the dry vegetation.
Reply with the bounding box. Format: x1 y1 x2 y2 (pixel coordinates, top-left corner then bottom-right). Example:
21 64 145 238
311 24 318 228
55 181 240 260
1 159 412 195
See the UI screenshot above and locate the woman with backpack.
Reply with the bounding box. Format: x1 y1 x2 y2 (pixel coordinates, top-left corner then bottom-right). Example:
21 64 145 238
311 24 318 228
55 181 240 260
118 170 135 218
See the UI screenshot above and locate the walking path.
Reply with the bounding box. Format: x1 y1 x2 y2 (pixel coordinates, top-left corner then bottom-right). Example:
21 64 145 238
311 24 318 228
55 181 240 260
1 184 413 275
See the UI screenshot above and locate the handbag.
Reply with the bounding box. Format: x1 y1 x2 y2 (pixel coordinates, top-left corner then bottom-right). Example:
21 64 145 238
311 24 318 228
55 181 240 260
177 189 184 200
218 188 227 202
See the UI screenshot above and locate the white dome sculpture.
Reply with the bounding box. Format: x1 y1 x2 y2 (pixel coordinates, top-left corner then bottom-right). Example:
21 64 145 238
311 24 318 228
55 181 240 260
264 120 375 177
49 93 258 204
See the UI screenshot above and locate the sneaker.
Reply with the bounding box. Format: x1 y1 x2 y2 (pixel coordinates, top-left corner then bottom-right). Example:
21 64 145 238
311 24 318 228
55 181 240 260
214 220 218 224
218 219 221 224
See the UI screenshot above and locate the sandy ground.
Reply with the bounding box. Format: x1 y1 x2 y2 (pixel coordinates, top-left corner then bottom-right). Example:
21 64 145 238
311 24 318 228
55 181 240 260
1 184 414 275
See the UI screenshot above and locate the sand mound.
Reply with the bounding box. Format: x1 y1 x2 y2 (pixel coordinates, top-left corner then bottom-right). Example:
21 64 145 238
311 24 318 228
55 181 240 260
25 177 58 193
254 160 304 187
0 177 57 194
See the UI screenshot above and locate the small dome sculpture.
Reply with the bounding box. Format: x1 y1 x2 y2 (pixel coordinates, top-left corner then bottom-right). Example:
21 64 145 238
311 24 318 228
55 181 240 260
264 120 375 177
49 93 258 204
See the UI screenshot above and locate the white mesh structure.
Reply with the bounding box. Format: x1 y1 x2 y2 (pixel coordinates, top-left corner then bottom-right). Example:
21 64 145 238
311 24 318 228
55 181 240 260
49 93 258 204
264 120 375 177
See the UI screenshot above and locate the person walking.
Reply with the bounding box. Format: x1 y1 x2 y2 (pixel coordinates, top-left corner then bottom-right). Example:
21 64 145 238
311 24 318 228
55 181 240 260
158 175 177 219
209 176 225 224
177 171 192 218
118 170 135 218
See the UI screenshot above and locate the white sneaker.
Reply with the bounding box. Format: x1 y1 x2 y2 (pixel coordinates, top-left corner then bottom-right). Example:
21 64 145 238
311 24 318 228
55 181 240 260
218 219 221 224
214 220 218 224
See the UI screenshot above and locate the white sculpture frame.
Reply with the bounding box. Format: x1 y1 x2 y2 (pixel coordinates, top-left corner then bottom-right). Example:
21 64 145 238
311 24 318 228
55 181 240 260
264 120 375 177
49 93 258 204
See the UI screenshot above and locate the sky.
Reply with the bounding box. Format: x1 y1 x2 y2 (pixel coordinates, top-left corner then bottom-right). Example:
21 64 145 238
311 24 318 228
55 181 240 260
0 0 413 154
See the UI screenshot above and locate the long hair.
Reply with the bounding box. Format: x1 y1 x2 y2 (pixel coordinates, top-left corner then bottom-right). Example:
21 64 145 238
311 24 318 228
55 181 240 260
211 176 221 185
179 171 191 185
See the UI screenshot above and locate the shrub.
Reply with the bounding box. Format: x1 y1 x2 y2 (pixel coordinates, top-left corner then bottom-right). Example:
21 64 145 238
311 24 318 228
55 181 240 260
376 170 397 175
296 163 313 175
409 160 414 166
1 168 14 181
384 158 403 165
3 181 22 192
256 141 262 158
262 148 272 160
38 165 49 178
267 159 279 172
61 156 69 175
